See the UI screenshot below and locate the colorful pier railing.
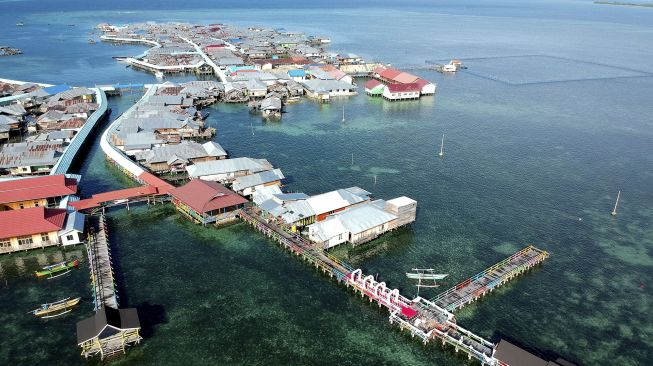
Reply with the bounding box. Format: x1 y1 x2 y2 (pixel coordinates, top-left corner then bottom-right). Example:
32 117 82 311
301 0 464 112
430 245 549 312
237 208 517 365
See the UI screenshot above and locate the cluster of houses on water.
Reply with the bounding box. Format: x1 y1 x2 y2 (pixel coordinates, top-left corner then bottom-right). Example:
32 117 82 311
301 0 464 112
0 174 86 254
0 81 100 176
110 81 217 159
98 22 435 106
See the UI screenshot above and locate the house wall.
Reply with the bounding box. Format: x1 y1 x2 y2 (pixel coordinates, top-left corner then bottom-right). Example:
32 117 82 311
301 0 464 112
350 223 390 245
0 230 59 254
60 231 83 246
0 198 48 211
421 84 436 95
383 88 420 100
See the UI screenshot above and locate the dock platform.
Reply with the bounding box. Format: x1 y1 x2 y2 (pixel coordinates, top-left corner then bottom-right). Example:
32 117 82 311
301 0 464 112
431 245 549 312
86 214 118 310
238 208 548 365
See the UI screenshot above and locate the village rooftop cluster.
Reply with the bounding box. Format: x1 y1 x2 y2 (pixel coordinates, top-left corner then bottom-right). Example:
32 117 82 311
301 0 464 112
0 81 102 176
98 22 436 107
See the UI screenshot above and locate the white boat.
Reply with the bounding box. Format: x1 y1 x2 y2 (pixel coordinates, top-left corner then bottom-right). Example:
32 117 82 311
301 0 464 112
155 71 165 79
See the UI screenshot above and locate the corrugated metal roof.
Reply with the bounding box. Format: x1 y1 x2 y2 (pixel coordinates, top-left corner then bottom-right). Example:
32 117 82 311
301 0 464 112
306 189 367 216
169 179 247 214
187 157 272 178
0 207 67 239
232 169 284 191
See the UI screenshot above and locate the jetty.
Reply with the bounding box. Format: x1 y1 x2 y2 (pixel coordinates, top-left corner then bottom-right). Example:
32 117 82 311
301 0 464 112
431 246 549 312
76 214 142 360
86 214 118 309
238 208 549 365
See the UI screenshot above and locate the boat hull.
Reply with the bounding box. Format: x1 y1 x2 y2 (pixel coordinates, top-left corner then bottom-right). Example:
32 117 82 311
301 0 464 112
35 259 80 278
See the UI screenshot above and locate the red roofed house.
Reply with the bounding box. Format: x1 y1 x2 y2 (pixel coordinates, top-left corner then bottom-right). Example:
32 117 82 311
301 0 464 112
364 79 385 96
383 83 421 101
392 72 420 84
415 78 436 95
0 174 78 211
0 207 85 254
169 179 248 225
378 68 403 83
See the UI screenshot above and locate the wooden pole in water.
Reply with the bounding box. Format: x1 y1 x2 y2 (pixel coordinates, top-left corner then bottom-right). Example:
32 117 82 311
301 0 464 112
342 105 345 122
439 134 445 157
351 153 354 166
611 190 621 216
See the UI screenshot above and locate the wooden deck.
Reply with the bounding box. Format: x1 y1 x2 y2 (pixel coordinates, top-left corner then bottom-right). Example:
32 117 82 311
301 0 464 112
86 214 118 310
431 246 549 312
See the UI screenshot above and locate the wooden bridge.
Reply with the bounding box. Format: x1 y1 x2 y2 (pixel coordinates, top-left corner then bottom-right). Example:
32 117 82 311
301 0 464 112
431 246 549 312
238 208 549 365
86 214 118 310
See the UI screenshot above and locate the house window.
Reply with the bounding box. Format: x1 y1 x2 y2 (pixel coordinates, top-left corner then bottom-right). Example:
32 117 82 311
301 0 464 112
19 204 24 209
0 239 10 248
35 202 39 207
66 235 75 241
338 233 343 240
41 233 49 243
18 236 33 246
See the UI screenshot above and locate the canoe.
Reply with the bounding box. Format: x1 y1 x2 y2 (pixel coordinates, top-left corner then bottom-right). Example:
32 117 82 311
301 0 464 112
406 272 448 280
29 297 81 318
35 259 79 278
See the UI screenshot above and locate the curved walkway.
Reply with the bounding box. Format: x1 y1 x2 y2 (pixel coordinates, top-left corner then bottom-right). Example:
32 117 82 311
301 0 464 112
51 88 109 175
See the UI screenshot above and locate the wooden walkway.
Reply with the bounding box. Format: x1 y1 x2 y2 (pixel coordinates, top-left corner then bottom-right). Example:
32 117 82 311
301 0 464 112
86 214 118 310
238 209 549 365
431 246 549 312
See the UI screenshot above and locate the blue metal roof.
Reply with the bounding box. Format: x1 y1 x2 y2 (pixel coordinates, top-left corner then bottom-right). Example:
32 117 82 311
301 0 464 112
43 84 71 95
288 69 306 77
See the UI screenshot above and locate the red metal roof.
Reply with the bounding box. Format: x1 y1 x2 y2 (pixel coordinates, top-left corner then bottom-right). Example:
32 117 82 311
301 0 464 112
414 78 430 88
379 68 402 80
0 175 77 204
386 83 421 93
364 79 383 89
401 306 418 319
170 179 247 214
0 207 67 239
138 172 174 194
392 72 419 84
70 185 159 211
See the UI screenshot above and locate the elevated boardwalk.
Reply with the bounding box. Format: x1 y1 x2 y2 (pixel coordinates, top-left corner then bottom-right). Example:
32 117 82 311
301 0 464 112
51 88 109 175
238 208 546 365
431 246 549 312
86 214 118 310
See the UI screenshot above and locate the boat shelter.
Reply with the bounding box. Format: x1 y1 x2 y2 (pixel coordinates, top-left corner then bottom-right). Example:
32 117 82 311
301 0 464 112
76 306 142 360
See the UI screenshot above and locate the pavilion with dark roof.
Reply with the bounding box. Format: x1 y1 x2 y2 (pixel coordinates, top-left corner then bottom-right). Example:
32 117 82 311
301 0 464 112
169 179 248 225
76 306 142 360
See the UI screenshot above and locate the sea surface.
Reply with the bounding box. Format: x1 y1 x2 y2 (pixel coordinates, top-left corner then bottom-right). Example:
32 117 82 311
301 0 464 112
1 1 652 365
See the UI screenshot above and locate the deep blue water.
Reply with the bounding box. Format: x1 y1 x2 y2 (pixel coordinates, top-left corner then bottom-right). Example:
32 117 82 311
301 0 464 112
1 1 652 365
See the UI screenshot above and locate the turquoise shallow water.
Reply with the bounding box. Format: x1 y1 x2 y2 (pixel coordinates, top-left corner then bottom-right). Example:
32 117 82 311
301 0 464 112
1 1 653 365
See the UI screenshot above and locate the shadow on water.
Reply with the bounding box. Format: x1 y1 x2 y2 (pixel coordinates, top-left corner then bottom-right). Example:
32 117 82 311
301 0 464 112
494 331 581 366
136 302 168 339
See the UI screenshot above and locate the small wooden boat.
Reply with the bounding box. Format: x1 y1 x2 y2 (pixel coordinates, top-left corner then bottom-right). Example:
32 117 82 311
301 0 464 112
406 268 448 296
16 22 24 27
88 39 96 44
35 259 79 279
29 297 81 318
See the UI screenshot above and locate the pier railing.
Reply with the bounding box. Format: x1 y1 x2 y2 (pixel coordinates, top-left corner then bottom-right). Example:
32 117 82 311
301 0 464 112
237 208 504 365
86 214 118 310
430 245 549 312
